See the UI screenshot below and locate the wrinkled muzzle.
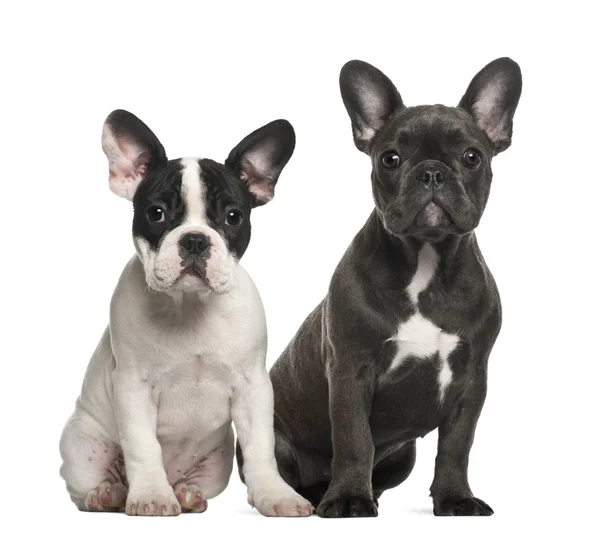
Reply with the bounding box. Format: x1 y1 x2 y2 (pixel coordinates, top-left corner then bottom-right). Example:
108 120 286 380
381 160 478 236
136 225 236 294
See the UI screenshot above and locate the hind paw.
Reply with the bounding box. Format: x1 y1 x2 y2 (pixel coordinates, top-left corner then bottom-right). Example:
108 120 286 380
84 481 127 512
174 483 207 513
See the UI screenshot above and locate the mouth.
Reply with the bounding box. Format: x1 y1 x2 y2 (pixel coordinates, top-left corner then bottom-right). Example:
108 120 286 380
174 254 234 295
382 192 475 240
414 201 452 228
179 257 207 280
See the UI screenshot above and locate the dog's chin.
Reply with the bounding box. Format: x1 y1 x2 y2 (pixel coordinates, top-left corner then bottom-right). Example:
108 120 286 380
174 272 213 293
175 269 235 295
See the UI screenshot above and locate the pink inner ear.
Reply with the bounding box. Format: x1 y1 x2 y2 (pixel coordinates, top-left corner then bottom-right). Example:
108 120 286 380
102 126 149 200
135 152 150 176
249 181 274 203
471 80 510 145
240 157 274 203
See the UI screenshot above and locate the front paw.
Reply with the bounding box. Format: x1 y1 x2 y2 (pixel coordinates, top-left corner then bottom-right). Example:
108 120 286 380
126 486 181 516
433 496 493 516
249 486 314 517
317 495 378 518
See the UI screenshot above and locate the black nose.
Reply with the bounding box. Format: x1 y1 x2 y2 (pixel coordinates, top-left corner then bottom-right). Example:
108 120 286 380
179 233 210 254
416 162 447 189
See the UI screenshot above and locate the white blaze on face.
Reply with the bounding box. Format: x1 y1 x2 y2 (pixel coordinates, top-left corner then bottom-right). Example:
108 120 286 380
388 243 460 402
180 158 206 226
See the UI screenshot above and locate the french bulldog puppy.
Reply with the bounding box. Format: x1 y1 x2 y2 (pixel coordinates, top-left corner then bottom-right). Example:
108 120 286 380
59 110 313 517
250 58 521 517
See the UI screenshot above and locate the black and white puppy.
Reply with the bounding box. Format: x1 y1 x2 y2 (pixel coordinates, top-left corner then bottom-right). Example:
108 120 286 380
59 110 313 517
256 58 522 517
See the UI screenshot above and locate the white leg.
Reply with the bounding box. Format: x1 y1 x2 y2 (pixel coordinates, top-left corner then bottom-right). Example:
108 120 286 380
59 411 127 511
232 367 313 517
113 369 180 516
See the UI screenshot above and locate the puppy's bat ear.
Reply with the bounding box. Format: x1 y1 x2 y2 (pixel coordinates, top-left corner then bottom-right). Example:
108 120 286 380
101 110 168 200
339 60 404 154
459 58 522 155
225 119 295 207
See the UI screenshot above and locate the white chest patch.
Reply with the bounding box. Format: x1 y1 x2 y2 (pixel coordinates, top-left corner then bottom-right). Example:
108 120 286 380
388 244 460 402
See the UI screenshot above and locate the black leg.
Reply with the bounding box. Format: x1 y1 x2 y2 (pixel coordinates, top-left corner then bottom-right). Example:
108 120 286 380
297 482 329 508
316 351 379 518
372 441 417 503
272 429 301 489
430 364 493 516
235 440 245 483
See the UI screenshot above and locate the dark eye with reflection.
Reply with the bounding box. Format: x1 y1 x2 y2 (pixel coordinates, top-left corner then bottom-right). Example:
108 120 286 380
226 209 244 226
381 151 401 169
462 148 482 169
146 205 166 223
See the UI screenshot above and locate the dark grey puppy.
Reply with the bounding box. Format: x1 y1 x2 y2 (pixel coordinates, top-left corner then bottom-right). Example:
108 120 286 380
237 58 521 517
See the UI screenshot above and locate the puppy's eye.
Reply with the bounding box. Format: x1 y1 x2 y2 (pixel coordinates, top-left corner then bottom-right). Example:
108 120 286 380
462 148 482 169
146 205 166 223
226 209 244 226
381 151 401 169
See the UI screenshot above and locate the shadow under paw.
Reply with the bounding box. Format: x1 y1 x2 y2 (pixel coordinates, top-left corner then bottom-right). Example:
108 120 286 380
434 496 493 516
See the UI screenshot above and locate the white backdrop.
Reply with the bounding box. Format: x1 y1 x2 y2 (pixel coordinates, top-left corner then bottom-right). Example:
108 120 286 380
2 1 598 543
